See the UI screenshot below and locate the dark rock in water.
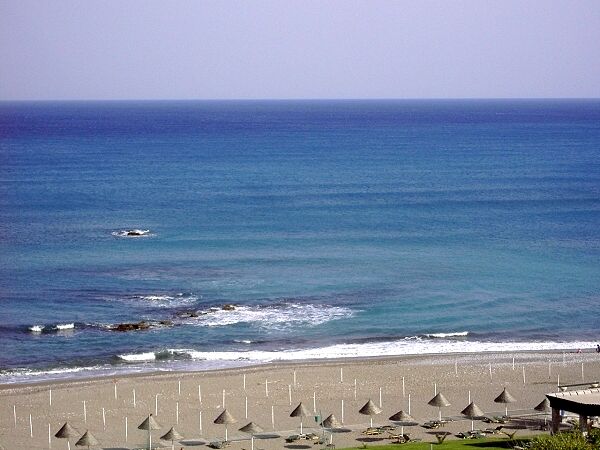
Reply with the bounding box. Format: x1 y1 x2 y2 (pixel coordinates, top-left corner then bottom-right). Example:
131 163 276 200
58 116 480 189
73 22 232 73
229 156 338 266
222 304 236 311
177 310 199 318
159 320 173 326
113 321 151 332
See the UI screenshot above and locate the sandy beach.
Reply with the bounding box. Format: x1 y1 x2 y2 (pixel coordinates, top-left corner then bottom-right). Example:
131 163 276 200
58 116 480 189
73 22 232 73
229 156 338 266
1 350 599 449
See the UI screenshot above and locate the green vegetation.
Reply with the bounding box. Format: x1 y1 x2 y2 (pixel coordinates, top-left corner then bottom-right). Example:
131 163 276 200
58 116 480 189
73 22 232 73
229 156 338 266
336 437 531 450
529 429 600 450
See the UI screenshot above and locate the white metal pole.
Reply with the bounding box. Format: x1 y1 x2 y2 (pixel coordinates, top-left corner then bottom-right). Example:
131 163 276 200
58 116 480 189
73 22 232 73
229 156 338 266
379 387 382 408
245 396 248 419
243 373 246 390
293 370 297 387
49 389 52 407
402 377 405 397
176 402 179 424
408 394 411 415
222 389 225 408
198 385 202 403
178 380 181 396
265 379 268 397
199 410 203 434
340 367 343 383
48 423 51 448
288 385 292 405
581 363 584 381
313 392 316 412
271 405 275 429
133 388 136 407
522 366 526 384
114 383 117 400
354 378 357 399
125 416 128 442
83 400 87 423
29 413 33 438
102 407 106 430
489 363 492 381
341 399 344 424
468 390 471 403
455 361 458 376
558 373 560 387
512 357 515 370
434 382 437 395
155 394 159 415
13 405 16 427
548 362 551 379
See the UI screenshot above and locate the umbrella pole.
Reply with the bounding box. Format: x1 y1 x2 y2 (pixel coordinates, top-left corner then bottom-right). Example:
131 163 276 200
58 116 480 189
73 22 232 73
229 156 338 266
370 417 373 428
149 430 152 450
505 406 508 417
251 435 254 450
438 408 442 421
68 441 71 450
225 426 228 442
300 419 303 434
471 420 474 431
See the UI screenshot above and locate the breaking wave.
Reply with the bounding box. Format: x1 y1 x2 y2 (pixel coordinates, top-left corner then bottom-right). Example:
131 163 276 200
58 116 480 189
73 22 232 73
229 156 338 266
179 303 354 329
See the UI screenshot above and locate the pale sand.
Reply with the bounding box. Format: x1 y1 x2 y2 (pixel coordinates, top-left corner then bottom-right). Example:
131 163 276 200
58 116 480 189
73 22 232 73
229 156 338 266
1 351 599 449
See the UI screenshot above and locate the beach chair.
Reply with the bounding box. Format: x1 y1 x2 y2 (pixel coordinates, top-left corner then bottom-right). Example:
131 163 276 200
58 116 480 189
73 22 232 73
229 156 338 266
285 434 301 443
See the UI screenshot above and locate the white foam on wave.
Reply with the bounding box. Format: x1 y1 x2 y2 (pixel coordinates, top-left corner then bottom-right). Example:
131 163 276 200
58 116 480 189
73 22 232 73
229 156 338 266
181 303 354 329
55 323 75 330
425 331 469 338
28 325 45 332
118 352 157 362
162 338 599 363
130 293 199 308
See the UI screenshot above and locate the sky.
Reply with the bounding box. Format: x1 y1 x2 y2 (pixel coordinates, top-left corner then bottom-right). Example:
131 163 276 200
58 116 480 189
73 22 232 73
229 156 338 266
1 0 599 100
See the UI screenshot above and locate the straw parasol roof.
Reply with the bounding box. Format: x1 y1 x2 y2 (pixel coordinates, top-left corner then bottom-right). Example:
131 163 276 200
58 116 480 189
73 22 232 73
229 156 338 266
239 422 264 434
290 402 311 418
75 431 99 448
389 410 417 424
494 387 516 404
359 399 382 416
461 402 484 418
138 414 161 430
321 414 341 429
428 392 451 407
55 422 79 438
214 409 237 425
160 427 183 441
535 398 551 412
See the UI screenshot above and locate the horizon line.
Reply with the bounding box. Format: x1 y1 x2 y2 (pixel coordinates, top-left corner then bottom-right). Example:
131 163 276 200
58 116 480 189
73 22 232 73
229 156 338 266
2 96 600 104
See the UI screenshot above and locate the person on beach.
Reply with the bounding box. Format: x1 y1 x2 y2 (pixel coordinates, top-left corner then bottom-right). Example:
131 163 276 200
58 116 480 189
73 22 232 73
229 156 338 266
596 344 600 353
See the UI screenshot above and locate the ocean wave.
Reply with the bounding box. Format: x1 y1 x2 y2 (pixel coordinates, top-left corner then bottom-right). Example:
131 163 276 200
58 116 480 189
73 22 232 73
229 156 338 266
424 331 469 338
112 338 599 365
130 292 199 308
180 303 354 329
28 325 45 332
55 323 75 330
117 352 157 362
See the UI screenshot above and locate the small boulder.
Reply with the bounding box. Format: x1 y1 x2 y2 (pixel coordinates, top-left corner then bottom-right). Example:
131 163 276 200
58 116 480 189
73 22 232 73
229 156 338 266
222 304 236 311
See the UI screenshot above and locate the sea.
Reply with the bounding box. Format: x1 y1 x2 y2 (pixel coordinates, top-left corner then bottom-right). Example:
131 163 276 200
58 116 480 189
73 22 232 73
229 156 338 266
1 99 599 384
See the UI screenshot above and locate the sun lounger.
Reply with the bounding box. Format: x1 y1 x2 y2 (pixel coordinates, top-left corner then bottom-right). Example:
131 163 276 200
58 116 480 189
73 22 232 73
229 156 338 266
208 441 230 449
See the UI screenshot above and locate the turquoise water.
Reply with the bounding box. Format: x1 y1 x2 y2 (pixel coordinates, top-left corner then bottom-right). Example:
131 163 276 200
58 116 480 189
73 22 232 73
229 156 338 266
1 100 599 382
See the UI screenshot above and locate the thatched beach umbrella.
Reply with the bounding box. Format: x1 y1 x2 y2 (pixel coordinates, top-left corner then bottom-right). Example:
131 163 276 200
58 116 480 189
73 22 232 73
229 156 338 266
160 427 183 450
535 398 551 427
239 421 263 450
494 387 516 417
321 414 342 445
138 413 161 450
428 392 451 421
461 402 484 431
55 422 79 450
359 399 382 428
389 410 417 436
214 409 237 442
290 402 311 434
75 430 99 450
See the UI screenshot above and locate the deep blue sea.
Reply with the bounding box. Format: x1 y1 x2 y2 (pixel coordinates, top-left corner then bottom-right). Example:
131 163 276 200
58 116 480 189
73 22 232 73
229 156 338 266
1 100 599 383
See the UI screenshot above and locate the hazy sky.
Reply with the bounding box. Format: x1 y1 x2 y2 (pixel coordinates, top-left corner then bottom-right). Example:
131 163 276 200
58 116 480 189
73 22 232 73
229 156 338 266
1 0 599 100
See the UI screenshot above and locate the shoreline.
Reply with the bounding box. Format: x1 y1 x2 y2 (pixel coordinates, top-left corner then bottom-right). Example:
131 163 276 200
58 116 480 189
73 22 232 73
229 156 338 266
2 346 598 391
